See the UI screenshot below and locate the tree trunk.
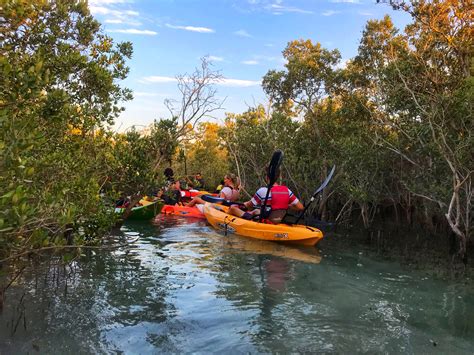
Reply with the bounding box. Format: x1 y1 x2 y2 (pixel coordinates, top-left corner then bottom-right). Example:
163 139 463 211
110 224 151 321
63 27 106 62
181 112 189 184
122 194 142 220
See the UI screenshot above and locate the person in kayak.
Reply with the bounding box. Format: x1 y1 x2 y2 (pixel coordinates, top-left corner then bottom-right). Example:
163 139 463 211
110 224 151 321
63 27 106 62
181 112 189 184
164 167 174 185
157 179 182 205
228 168 303 224
194 172 206 190
186 173 240 207
215 179 224 193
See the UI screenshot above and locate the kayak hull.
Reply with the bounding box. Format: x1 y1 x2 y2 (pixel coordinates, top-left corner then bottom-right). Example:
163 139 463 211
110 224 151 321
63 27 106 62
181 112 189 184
203 203 323 246
161 205 206 219
115 199 163 220
181 190 215 199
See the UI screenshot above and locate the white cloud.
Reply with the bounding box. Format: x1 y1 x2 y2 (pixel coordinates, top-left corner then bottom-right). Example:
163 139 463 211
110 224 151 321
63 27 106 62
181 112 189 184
267 4 313 14
124 10 139 16
334 58 350 69
89 5 112 15
240 1 313 16
89 3 141 26
358 11 374 16
242 60 259 65
233 29 252 37
166 24 215 33
141 76 178 83
90 6 138 17
209 56 224 62
105 19 123 24
107 28 157 35
322 10 340 16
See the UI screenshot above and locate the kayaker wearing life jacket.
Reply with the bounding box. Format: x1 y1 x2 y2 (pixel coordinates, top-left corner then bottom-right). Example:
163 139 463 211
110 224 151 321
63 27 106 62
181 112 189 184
228 168 303 224
186 173 240 207
219 173 241 202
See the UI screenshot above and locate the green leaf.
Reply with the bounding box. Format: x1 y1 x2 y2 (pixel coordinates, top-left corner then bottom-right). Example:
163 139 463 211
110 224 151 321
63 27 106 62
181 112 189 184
1 190 15 199
35 60 43 72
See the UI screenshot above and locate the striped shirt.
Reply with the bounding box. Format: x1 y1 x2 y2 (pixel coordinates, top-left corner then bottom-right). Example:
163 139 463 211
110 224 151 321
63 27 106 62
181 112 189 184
251 186 299 207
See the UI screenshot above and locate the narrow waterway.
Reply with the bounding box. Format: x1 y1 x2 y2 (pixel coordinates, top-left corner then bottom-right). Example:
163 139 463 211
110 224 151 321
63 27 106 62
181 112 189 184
1 216 473 353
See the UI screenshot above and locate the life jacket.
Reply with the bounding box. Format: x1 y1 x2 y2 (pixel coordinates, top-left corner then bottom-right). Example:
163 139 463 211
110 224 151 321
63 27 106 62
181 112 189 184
181 189 203 198
270 185 290 210
221 186 240 202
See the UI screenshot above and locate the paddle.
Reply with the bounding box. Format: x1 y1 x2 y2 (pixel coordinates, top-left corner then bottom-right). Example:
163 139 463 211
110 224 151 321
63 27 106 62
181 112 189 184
260 150 284 220
292 165 336 224
200 194 247 208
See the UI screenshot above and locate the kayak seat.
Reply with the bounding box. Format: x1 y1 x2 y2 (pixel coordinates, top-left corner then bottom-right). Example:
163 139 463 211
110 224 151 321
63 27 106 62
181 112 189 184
281 211 303 225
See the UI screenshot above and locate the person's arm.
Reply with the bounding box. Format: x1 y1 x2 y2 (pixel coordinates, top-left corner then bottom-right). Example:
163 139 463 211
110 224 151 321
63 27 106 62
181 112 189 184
250 187 266 207
186 195 204 207
243 200 253 209
162 194 172 205
218 188 227 200
175 190 182 204
290 200 304 211
288 190 304 211
229 199 252 218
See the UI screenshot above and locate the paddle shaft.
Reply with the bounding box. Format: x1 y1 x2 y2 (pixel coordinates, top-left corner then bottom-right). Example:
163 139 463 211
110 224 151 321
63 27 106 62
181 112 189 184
260 150 284 219
200 194 246 208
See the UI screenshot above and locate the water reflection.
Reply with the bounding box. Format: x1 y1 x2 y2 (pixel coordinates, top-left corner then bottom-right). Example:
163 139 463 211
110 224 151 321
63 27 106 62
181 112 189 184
0 216 473 354
0 227 179 353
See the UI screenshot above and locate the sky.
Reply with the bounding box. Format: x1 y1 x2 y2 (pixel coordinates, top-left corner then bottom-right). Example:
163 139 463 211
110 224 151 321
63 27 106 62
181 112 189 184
88 0 412 131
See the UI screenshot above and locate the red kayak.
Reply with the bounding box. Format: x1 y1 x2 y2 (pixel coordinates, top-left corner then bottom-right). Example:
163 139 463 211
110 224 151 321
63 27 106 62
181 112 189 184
180 190 215 199
161 205 205 219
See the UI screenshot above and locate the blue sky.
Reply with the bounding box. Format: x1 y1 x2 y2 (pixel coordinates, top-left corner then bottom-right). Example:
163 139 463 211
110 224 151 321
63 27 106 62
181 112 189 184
88 0 411 131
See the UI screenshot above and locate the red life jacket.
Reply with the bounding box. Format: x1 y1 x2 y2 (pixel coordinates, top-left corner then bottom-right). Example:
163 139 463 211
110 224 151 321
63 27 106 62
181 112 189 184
270 185 290 210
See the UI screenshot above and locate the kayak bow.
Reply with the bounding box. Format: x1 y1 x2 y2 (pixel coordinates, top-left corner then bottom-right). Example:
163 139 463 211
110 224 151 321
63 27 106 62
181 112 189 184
161 204 206 219
115 199 163 220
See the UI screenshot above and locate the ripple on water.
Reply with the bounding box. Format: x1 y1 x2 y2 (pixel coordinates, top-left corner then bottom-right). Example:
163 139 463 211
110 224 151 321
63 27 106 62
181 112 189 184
1 217 473 354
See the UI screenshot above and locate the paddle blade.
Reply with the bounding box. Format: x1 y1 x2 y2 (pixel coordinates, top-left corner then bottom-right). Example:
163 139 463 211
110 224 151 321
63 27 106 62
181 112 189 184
267 150 284 185
293 165 336 225
313 165 336 197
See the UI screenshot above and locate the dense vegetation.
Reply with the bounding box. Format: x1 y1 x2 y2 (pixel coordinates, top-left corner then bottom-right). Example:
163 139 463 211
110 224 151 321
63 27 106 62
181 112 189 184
1 0 472 267
217 1 472 263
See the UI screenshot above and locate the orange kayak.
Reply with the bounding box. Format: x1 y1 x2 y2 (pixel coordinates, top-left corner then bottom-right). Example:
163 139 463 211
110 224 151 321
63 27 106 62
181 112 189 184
161 204 206 219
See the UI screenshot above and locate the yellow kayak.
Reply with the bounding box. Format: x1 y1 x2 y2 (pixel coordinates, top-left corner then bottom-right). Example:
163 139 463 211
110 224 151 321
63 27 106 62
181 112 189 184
203 203 323 246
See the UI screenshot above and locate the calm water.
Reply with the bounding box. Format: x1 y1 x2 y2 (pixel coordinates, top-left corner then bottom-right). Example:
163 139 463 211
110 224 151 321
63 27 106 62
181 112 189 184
1 216 473 354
